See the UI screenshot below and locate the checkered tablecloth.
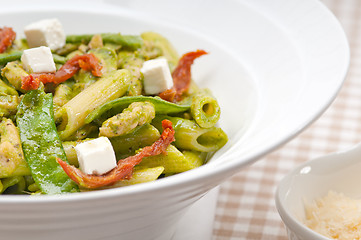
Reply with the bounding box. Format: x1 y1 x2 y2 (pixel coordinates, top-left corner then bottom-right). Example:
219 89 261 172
212 0 361 239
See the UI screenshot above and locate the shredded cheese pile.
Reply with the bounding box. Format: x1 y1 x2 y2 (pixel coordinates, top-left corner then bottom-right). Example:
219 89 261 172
305 191 361 240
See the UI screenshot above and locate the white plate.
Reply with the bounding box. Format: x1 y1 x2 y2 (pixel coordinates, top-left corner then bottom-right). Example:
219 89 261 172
0 1 349 239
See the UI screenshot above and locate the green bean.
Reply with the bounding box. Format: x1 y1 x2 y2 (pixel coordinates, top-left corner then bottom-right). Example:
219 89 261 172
66 33 143 51
16 90 79 194
0 51 67 66
0 51 22 65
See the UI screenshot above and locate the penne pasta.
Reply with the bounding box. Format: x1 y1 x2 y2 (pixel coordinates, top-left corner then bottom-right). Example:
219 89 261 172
189 89 221 128
63 124 161 166
81 166 165 191
137 145 207 174
55 69 131 140
152 115 228 152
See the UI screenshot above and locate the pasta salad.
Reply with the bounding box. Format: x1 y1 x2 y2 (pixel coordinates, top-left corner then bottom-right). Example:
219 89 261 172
0 18 228 195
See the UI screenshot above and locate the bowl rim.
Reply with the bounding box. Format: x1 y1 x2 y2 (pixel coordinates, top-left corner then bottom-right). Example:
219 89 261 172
0 0 350 202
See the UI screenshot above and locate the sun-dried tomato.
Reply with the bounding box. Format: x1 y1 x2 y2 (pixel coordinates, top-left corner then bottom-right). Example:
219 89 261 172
21 74 41 91
20 53 103 90
0 27 16 53
54 53 102 84
159 50 207 102
158 88 176 102
57 119 175 189
77 54 103 77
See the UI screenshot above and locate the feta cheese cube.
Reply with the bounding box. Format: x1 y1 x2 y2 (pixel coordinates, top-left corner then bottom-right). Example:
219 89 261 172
141 58 173 95
24 18 66 50
75 137 117 175
21 46 56 73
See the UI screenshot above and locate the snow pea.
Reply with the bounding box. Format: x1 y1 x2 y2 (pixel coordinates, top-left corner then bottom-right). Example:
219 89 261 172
16 90 79 194
84 96 191 125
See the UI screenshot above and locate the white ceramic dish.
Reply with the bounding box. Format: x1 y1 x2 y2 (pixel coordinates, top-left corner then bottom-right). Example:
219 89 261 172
276 143 361 240
0 0 349 239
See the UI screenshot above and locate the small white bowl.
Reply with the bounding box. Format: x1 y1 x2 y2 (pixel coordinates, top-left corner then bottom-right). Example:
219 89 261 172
276 142 361 240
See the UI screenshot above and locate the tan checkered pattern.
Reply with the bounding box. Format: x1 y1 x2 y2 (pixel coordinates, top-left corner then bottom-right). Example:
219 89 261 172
212 0 361 239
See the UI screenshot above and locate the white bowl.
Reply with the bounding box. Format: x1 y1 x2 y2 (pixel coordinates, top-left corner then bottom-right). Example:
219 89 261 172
276 143 361 240
0 0 349 239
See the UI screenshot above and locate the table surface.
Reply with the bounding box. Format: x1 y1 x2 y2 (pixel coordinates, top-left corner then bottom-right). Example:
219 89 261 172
212 0 361 239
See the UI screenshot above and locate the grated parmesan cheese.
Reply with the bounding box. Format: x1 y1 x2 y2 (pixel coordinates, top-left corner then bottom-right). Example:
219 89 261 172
304 191 361 240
